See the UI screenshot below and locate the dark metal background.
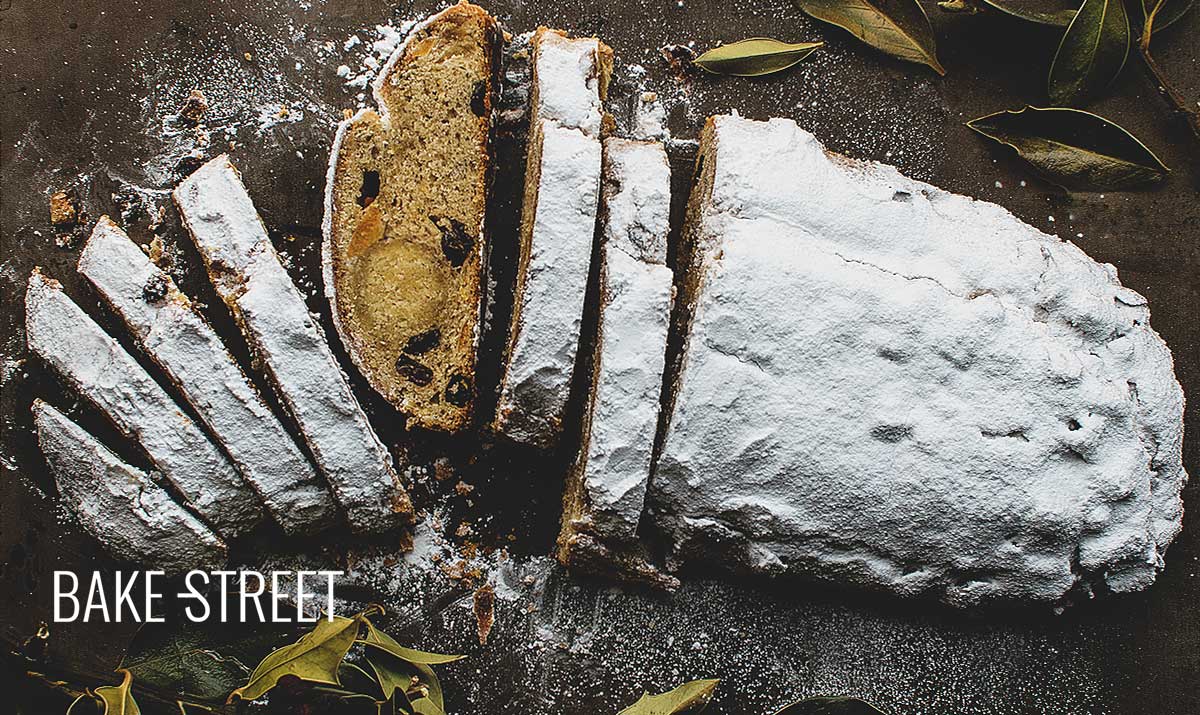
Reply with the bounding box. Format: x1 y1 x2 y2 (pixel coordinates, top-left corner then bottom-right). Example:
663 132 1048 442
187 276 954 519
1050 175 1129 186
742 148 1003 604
2 1 1198 713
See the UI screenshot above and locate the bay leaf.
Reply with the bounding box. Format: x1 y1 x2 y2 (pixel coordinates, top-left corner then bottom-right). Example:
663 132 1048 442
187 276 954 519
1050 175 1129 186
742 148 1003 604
94 670 141 715
967 106 1169 189
410 662 446 713
618 678 720 715
1140 0 1196 32
981 0 1079 26
1047 0 1130 106
694 38 823 77
359 620 463 665
774 696 887 714
121 586 298 704
792 0 945 74
365 650 416 702
226 615 361 703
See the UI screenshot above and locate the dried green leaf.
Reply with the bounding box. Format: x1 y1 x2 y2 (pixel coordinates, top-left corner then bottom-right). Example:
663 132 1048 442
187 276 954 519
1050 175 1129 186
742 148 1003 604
618 679 720 715
359 620 463 665
967 106 1169 190
121 589 297 704
410 662 446 713
774 696 888 714
94 670 141 715
365 651 415 702
1048 0 1130 105
1140 0 1196 32
981 0 1078 26
694 38 823 76
792 0 945 74
227 615 361 703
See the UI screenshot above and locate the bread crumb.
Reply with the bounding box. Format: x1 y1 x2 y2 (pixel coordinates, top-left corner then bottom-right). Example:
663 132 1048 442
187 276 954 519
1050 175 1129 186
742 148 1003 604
178 89 208 124
49 192 76 226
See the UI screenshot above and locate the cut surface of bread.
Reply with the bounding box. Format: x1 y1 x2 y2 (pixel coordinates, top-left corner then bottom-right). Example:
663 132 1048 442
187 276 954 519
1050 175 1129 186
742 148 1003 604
24 269 264 538
495 28 613 447
34 400 228 574
174 155 412 535
324 1 499 433
79 216 338 535
557 138 675 588
652 114 1188 607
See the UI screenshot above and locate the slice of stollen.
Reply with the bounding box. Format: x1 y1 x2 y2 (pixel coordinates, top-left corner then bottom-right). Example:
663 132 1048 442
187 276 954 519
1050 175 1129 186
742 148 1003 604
495 28 613 448
174 155 412 534
78 216 338 535
557 138 676 588
34 399 228 575
324 1 500 433
25 269 263 538
653 114 1188 607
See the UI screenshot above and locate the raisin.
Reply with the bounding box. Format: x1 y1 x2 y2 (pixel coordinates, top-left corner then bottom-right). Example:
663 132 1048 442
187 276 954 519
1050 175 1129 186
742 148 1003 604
395 354 433 386
357 170 380 208
430 216 474 267
445 374 472 407
142 274 170 302
470 80 488 117
404 328 441 355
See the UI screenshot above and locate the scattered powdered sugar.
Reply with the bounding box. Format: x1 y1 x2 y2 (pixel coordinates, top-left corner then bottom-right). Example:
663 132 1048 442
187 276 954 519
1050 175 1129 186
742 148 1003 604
333 21 419 100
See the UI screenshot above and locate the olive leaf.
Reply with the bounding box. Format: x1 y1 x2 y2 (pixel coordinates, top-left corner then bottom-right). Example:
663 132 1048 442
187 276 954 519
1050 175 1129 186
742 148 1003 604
791 0 945 74
226 614 363 703
1139 0 1196 32
93 670 141 715
774 696 888 714
1047 0 1131 106
694 38 823 76
618 679 720 715
359 619 463 665
967 106 1169 189
980 0 1079 26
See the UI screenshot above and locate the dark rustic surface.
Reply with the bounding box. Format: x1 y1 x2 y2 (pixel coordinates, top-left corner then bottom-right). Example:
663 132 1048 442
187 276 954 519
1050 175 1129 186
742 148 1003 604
2 1 1198 714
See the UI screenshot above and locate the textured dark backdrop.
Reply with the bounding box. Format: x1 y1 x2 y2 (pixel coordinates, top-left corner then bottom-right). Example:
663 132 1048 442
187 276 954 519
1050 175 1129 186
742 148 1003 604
2 1 1198 714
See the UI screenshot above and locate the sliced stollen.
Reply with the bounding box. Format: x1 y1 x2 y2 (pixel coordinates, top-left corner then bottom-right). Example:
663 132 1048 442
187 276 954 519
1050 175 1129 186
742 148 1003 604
174 155 412 534
25 269 263 538
495 28 614 447
33 400 227 574
557 138 676 586
78 216 338 535
324 1 500 433
653 115 1187 607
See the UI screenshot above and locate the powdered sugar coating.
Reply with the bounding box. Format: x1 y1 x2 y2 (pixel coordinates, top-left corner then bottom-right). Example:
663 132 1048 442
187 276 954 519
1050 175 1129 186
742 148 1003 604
534 31 606 136
34 400 227 574
497 30 607 447
78 217 338 535
25 270 263 538
174 156 411 534
653 115 1187 606
579 138 673 541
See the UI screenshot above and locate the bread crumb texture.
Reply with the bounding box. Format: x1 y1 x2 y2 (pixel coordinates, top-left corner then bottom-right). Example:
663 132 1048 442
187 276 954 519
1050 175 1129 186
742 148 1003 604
326 2 498 432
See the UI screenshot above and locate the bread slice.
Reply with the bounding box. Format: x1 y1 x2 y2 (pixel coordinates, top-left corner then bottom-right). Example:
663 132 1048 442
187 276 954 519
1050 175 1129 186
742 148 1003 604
495 28 613 447
33 399 227 574
174 155 412 534
556 138 676 587
78 216 338 535
25 269 264 538
324 1 500 433
652 114 1187 606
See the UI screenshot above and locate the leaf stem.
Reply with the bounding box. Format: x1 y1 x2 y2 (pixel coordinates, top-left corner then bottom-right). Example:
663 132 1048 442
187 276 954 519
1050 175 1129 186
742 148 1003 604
1138 0 1200 142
